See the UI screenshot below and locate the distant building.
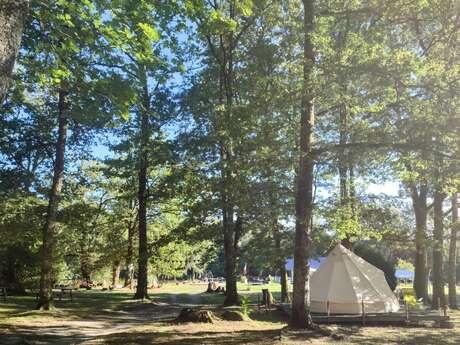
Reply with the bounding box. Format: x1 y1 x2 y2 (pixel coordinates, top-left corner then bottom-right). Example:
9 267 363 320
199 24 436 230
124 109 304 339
395 269 414 284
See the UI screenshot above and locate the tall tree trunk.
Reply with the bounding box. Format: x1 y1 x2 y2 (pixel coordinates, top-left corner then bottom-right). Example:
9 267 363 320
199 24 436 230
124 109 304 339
291 0 315 329
220 13 239 306
432 187 446 309
37 89 68 310
0 0 28 101
410 184 429 303
134 73 150 300
338 103 352 249
448 192 458 309
124 217 135 288
112 260 121 288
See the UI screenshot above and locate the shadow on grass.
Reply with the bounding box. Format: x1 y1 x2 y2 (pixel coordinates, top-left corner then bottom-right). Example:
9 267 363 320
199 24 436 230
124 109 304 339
89 329 281 345
346 329 460 345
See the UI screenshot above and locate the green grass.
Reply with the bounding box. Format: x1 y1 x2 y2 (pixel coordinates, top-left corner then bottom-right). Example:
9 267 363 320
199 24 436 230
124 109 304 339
398 283 460 303
2 283 460 345
0 282 285 321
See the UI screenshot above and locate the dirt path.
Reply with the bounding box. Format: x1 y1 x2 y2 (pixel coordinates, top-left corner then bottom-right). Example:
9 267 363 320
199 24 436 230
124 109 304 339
1 302 184 345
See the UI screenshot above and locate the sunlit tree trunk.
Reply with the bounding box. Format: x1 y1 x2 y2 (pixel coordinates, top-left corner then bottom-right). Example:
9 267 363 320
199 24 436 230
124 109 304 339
0 0 28 100
134 70 150 300
112 260 121 288
37 89 68 310
448 192 458 309
291 0 315 329
220 18 239 306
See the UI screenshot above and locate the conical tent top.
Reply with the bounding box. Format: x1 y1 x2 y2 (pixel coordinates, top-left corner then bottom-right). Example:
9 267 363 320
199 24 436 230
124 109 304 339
309 243 399 314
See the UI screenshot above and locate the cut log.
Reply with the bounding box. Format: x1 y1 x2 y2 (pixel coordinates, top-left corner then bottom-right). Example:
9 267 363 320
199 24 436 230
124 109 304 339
174 308 217 323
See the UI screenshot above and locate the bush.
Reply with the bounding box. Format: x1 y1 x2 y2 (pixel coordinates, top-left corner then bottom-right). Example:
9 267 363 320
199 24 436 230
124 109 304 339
241 295 250 316
354 244 397 291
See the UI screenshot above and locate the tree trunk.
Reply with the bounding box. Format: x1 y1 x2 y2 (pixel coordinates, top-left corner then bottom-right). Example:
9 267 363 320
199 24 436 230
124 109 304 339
80 257 91 282
37 89 68 310
220 15 239 306
273 219 288 302
448 193 458 309
280 264 289 303
291 0 315 329
338 103 348 209
0 0 28 101
124 218 135 288
134 73 150 300
410 184 429 303
432 188 446 309
223 211 239 306
112 260 121 288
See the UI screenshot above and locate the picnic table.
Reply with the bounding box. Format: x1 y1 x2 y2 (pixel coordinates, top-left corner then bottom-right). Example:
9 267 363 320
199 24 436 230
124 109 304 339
0 287 6 301
57 287 74 301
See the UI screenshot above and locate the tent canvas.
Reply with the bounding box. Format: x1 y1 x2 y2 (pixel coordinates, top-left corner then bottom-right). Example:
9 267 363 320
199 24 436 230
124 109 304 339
310 244 400 314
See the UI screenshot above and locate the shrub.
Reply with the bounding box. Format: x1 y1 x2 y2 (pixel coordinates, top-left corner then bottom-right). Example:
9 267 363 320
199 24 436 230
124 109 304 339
241 295 250 316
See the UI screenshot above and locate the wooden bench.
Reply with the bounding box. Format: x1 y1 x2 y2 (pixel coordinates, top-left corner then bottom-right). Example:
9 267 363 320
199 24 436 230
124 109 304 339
0 287 6 301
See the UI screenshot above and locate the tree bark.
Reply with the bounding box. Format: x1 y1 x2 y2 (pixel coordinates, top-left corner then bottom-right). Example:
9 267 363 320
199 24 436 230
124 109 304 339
410 183 429 303
432 188 446 309
291 0 315 329
112 260 121 288
0 0 28 101
280 266 289 303
448 192 458 309
134 72 150 300
338 104 353 249
273 219 288 302
124 215 135 288
223 212 240 306
37 89 68 310
219 10 239 306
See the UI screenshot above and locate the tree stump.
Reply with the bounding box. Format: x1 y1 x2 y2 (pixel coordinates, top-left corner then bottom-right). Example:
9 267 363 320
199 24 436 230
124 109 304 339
174 308 217 323
262 289 275 308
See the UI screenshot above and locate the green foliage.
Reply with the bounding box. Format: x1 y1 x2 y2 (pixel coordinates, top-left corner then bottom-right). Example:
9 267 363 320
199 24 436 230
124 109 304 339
240 295 250 316
0 0 459 305
397 259 414 272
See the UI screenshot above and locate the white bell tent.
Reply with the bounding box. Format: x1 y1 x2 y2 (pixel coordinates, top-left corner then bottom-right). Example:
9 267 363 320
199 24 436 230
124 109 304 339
310 244 400 314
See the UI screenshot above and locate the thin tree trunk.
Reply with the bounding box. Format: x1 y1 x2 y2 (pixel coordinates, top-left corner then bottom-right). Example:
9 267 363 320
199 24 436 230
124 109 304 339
339 103 352 249
448 193 458 309
411 184 429 303
0 0 28 101
432 188 446 309
291 0 315 329
273 219 288 302
134 72 150 300
124 218 135 288
37 89 68 310
112 260 121 288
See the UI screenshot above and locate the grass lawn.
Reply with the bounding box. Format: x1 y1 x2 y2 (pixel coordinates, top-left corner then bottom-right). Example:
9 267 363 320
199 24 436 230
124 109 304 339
0 282 459 344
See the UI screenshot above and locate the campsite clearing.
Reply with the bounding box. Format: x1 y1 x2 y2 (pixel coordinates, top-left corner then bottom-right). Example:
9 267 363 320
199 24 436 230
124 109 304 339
1 283 460 345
